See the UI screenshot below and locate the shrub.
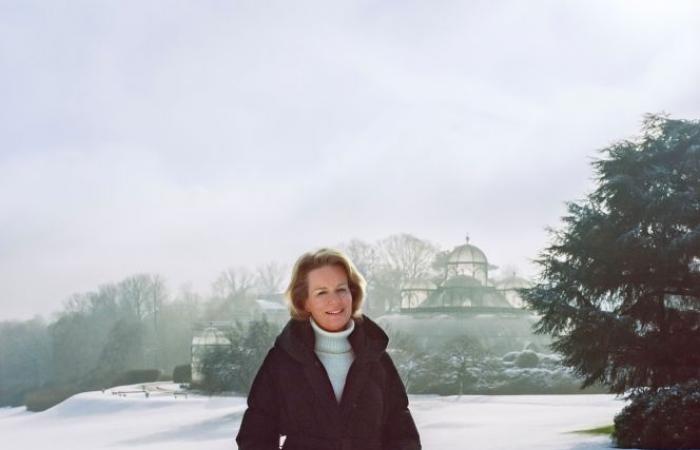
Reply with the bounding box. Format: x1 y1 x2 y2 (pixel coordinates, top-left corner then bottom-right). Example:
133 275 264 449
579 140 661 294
0 386 30 408
111 369 161 387
173 364 192 383
514 350 539 368
198 319 279 394
24 387 77 412
614 381 700 449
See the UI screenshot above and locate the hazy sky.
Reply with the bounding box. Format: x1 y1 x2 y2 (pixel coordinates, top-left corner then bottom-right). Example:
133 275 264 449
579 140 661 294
2 0 699 321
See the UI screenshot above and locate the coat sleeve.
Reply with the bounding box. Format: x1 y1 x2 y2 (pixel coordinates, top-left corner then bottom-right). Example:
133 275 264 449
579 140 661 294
380 352 422 450
236 349 281 450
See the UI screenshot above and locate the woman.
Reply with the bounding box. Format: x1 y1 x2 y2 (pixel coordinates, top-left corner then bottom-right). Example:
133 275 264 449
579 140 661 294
236 248 421 450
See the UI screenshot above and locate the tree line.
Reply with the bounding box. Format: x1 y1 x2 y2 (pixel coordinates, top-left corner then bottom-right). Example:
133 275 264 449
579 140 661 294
0 232 460 409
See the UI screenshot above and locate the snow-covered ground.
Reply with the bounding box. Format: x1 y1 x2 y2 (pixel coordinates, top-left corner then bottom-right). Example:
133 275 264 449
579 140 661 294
0 384 628 449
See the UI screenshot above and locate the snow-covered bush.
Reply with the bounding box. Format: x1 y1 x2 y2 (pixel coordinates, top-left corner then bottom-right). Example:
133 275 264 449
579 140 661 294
389 338 604 395
514 350 539 368
614 381 700 449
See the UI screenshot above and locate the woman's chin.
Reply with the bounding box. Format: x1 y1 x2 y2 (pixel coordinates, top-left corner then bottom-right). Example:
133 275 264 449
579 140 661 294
317 314 351 332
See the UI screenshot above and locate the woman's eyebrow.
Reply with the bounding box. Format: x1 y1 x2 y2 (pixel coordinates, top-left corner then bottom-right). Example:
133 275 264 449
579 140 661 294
312 282 347 292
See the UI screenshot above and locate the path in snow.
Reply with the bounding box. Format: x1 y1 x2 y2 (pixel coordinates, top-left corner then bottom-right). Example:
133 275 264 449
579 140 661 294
0 386 629 450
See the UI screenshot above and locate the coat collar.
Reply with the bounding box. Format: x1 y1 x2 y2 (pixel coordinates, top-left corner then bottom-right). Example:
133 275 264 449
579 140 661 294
275 314 388 366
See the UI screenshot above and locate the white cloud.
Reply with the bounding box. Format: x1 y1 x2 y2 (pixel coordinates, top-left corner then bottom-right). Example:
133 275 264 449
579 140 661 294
1 0 699 319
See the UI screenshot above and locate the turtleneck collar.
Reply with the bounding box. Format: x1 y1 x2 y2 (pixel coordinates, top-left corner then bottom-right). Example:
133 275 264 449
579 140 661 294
309 317 355 354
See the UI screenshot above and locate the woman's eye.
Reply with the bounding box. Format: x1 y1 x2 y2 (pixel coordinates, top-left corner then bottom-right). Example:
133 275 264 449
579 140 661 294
317 292 327 296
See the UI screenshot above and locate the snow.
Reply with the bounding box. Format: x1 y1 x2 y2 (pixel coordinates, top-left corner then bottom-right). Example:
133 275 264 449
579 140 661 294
0 386 630 449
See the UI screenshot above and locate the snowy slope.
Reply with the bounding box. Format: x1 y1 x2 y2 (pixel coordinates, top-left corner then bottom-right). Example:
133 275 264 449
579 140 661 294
0 386 628 450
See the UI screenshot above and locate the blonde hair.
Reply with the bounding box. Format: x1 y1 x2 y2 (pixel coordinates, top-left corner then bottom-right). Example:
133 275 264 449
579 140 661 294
285 248 366 321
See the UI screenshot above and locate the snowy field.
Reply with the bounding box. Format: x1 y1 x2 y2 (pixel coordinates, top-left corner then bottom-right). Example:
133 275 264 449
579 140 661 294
0 384 630 450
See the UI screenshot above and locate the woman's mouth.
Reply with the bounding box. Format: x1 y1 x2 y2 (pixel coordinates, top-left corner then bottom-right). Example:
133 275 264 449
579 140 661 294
326 309 343 315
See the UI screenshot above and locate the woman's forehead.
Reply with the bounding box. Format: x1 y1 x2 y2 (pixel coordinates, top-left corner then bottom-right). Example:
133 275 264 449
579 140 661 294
307 265 348 288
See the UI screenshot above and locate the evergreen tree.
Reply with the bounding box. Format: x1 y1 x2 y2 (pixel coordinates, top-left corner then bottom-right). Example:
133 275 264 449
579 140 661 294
199 318 279 393
523 115 700 394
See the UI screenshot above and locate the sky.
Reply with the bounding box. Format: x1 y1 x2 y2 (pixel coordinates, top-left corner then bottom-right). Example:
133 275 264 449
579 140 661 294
1 0 699 321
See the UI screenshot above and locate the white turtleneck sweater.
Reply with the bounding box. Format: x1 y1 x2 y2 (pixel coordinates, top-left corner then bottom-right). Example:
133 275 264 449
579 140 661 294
309 318 355 403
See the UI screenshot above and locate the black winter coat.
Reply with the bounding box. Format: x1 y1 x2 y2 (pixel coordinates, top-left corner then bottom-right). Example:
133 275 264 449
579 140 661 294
236 315 421 450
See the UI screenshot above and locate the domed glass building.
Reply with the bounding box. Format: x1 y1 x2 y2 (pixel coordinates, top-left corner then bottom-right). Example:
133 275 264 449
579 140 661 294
190 324 232 384
379 237 548 353
398 237 518 313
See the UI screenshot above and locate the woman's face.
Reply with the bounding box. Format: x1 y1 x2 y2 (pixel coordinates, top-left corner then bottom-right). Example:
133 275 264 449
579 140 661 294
304 264 353 332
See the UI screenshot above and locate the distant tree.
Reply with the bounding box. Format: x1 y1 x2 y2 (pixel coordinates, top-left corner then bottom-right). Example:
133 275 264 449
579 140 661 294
339 239 381 314
147 274 168 369
255 262 287 296
90 319 144 387
49 310 103 384
157 289 201 374
207 267 256 320
118 275 152 321
436 335 489 396
375 234 440 312
341 239 380 281
430 250 451 279
0 318 51 406
378 233 440 281
199 318 279 394
213 267 255 301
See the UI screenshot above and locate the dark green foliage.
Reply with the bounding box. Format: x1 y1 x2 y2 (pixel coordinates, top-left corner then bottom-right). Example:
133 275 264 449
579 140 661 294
199 319 279 393
613 381 700 449
173 364 192 383
49 288 124 385
523 115 700 394
86 319 145 389
199 346 235 393
24 387 77 412
0 387 26 408
111 369 161 387
0 319 51 407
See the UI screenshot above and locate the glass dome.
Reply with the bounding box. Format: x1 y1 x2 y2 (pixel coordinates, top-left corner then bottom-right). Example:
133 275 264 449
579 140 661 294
447 243 488 265
445 237 489 285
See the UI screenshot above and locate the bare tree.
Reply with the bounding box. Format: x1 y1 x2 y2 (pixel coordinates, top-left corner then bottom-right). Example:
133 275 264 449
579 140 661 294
118 275 152 321
212 267 255 301
255 262 287 295
340 239 379 281
148 274 168 368
377 233 440 282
